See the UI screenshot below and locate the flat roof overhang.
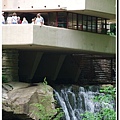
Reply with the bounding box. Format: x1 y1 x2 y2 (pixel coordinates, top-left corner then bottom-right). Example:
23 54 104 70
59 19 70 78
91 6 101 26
2 24 116 56
2 8 115 20
2 45 116 58
2 8 66 13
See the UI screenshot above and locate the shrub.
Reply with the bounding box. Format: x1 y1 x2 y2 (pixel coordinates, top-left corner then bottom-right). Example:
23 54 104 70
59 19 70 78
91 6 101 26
81 86 116 120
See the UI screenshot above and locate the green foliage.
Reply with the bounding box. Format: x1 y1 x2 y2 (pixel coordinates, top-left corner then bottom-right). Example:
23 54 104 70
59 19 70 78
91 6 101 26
43 77 48 86
107 23 116 36
43 77 48 93
81 86 116 120
81 112 102 120
100 86 116 98
110 23 116 35
31 77 64 120
2 75 8 83
52 108 64 120
100 108 116 120
94 86 116 103
32 102 58 120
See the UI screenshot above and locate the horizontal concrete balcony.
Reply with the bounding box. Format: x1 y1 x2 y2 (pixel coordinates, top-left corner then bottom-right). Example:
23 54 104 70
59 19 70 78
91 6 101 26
2 24 116 55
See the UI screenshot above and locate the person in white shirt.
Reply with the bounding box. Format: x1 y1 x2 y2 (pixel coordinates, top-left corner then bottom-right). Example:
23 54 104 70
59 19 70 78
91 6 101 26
35 13 44 26
7 14 12 24
11 12 18 24
31 18 36 24
22 17 28 24
2 12 5 24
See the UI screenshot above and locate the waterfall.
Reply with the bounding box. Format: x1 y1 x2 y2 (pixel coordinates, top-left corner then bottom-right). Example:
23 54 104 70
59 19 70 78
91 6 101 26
54 85 115 120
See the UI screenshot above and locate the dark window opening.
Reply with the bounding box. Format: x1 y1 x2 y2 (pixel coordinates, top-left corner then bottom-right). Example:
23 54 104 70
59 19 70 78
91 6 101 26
87 16 92 32
78 14 83 30
68 12 72 29
83 15 87 31
6 11 110 35
57 12 67 28
48 12 57 26
92 17 97 33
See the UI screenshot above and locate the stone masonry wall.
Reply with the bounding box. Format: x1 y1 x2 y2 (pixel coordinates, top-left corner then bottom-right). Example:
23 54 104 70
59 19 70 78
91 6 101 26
2 49 19 82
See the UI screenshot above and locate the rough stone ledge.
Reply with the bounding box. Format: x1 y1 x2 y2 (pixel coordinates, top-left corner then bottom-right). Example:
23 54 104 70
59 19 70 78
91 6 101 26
2 82 55 120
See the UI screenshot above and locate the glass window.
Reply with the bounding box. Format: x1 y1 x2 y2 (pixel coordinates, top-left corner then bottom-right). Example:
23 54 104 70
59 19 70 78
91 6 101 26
57 12 67 28
83 15 87 31
68 13 72 29
47 12 108 34
101 19 106 34
97 18 102 33
92 17 97 32
87 16 92 32
48 12 57 27
78 14 83 30
73 14 77 29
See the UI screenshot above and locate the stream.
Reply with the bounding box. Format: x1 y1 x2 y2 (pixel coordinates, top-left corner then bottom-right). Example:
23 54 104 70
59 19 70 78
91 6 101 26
54 85 115 120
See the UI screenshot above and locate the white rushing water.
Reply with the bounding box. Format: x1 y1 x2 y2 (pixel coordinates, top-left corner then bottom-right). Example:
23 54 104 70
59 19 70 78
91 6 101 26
54 85 115 120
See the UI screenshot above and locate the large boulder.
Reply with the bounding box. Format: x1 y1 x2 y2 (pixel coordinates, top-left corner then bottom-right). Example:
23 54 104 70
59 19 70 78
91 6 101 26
2 82 55 120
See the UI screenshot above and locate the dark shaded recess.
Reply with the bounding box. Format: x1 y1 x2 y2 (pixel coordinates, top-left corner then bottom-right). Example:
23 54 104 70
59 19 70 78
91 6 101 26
19 13 36 23
18 50 116 86
2 110 33 120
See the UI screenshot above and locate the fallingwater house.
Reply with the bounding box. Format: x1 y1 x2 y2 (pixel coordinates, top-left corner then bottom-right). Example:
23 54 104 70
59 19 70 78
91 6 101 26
2 0 116 119
2 0 116 84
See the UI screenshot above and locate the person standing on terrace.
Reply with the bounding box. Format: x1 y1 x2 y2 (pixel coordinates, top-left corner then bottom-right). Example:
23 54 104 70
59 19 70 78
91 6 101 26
35 13 44 26
31 17 36 24
2 12 5 24
17 16 22 24
22 17 28 24
11 12 18 24
6 14 12 24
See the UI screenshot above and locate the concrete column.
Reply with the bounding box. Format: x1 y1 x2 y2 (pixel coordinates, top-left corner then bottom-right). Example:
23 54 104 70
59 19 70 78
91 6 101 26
2 49 19 82
28 52 43 80
74 68 81 82
53 55 66 81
